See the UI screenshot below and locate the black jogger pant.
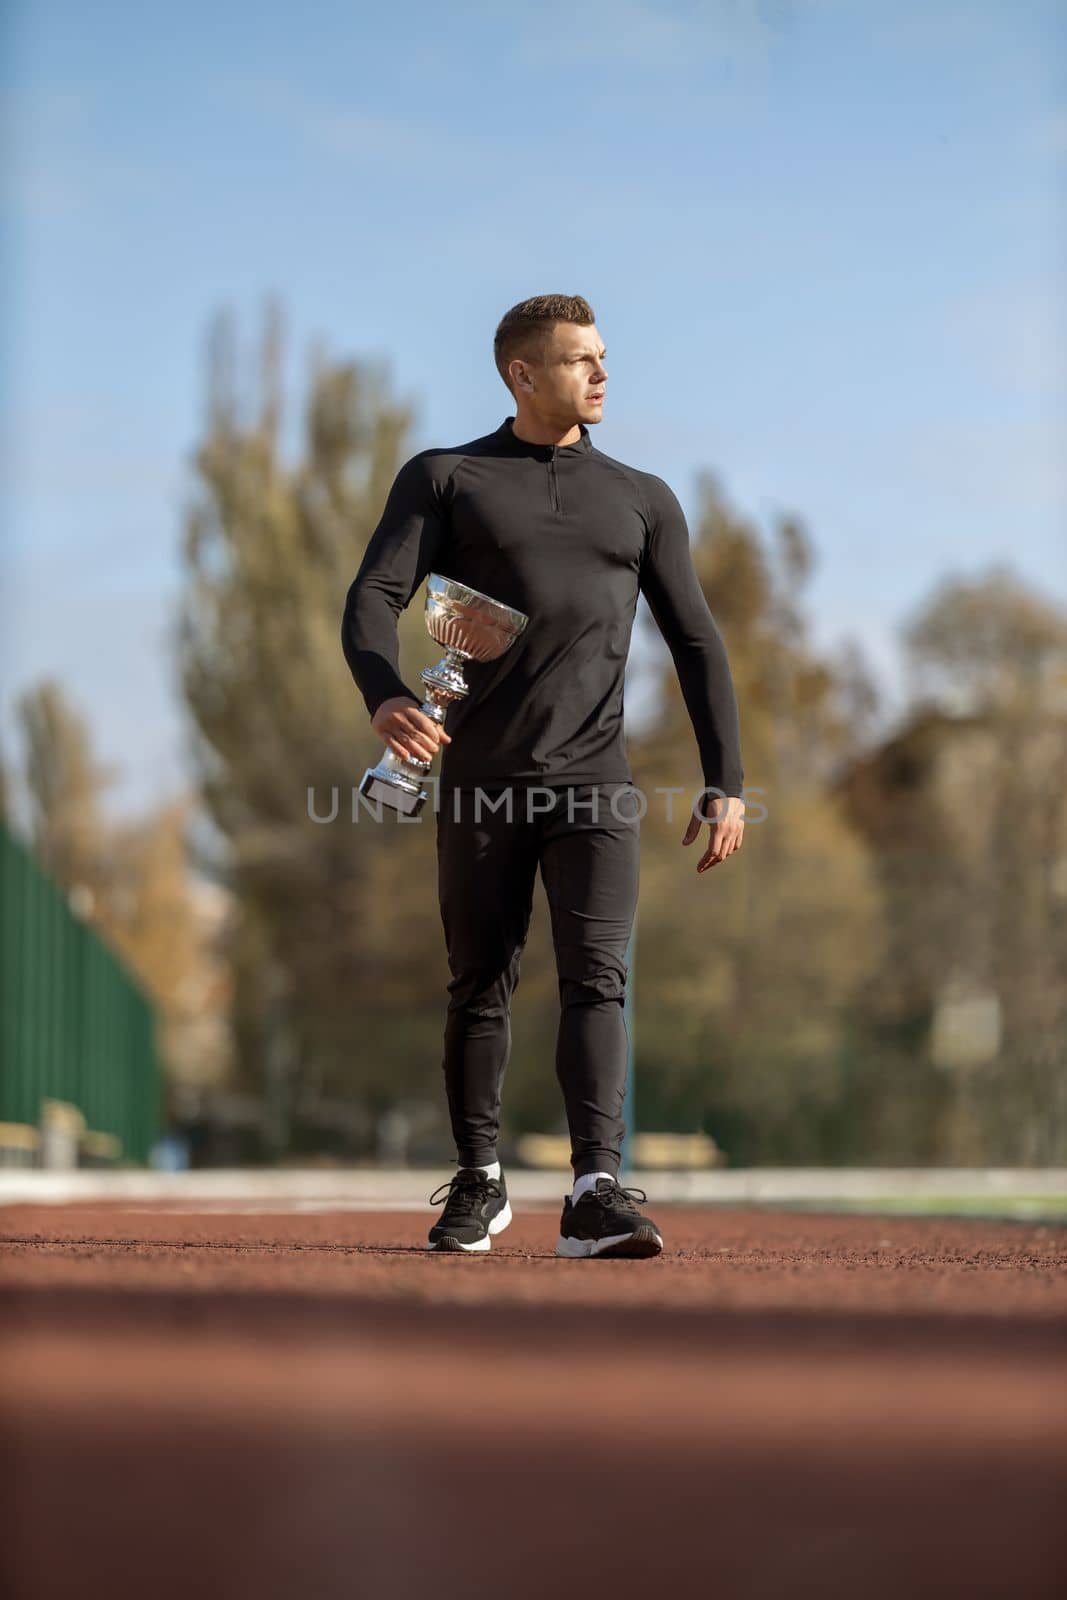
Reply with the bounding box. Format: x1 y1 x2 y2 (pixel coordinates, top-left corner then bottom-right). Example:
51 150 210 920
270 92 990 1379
435 783 642 1179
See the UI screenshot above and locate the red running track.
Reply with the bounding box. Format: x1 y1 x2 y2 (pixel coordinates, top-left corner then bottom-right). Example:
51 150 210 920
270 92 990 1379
2 1203 1065 1599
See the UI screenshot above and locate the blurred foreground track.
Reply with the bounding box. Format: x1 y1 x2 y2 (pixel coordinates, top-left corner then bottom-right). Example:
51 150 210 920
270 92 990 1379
2 1204 1065 1600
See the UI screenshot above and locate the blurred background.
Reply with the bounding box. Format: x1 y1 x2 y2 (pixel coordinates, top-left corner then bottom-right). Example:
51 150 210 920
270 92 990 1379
2 0 1065 1176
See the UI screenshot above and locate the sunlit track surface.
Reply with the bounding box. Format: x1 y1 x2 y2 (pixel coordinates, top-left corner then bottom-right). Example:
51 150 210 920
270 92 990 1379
2 1203 1066 1599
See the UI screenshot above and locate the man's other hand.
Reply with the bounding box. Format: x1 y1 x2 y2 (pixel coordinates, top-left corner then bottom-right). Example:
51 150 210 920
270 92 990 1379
371 696 452 767
682 794 745 873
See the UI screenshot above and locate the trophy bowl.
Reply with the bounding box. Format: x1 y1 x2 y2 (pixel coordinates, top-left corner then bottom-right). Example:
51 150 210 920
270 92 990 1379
359 574 529 817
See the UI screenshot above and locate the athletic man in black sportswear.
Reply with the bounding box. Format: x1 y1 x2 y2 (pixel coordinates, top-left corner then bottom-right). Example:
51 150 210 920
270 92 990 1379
341 293 745 1258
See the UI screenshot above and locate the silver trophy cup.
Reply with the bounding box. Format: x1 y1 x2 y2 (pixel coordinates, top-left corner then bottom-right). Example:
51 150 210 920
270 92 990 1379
359 573 529 817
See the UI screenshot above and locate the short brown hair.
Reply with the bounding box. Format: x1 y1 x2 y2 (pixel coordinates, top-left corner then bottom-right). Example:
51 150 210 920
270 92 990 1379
493 293 595 394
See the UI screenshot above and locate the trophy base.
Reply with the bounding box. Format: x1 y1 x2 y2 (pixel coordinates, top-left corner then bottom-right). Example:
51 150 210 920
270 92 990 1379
359 767 427 818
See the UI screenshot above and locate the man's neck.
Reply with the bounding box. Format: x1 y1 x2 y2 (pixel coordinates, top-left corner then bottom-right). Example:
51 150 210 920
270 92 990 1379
510 413 582 448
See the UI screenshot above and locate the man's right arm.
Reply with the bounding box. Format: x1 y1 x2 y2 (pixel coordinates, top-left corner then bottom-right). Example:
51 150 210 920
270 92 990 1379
341 450 450 718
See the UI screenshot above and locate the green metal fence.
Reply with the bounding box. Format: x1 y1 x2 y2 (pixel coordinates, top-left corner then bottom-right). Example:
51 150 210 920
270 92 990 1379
0 821 161 1163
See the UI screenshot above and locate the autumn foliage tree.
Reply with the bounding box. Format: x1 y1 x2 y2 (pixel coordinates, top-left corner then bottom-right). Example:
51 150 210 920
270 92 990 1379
10 679 230 1097
176 300 452 1144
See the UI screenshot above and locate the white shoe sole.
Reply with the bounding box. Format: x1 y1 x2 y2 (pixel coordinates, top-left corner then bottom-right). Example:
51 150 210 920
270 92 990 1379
426 1198 513 1252
555 1223 663 1259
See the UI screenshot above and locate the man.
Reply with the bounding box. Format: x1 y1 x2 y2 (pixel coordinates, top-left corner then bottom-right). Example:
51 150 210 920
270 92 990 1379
341 293 745 1259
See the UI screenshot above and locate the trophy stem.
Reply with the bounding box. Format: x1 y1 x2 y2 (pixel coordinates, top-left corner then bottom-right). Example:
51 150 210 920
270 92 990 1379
420 646 472 710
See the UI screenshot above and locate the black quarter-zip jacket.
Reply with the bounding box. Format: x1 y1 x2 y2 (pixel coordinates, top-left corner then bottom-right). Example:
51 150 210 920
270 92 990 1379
341 414 744 799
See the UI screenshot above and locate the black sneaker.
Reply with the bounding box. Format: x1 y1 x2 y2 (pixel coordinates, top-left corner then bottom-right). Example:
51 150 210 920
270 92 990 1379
556 1177 663 1259
426 1168 512 1253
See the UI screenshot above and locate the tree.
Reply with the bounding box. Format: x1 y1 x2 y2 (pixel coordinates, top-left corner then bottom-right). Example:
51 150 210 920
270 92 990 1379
104 795 234 1096
11 678 232 1100
901 571 1066 1161
176 300 452 1145
624 473 888 1162
14 678 116 904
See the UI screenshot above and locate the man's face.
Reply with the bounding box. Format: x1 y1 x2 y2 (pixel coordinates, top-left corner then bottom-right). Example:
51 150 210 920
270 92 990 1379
512 322 608 424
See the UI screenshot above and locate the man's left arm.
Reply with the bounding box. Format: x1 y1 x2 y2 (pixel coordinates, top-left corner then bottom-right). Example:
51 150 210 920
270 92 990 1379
638 473 745 870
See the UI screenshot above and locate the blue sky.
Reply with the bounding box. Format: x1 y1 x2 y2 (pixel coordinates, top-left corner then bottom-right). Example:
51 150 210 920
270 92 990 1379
2 0 1064 818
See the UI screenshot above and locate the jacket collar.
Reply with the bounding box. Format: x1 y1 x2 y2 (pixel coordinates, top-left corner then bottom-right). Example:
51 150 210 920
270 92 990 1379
495 415 593 459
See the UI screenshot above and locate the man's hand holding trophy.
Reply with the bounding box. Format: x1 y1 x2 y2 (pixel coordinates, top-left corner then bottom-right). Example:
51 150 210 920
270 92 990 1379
359 574 528 817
